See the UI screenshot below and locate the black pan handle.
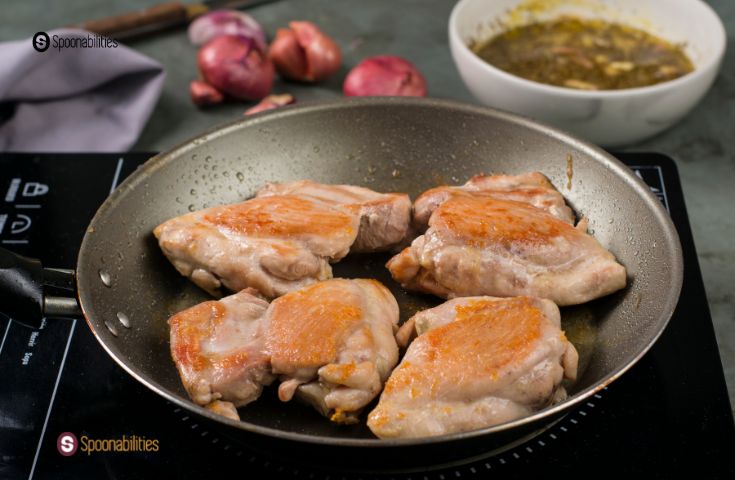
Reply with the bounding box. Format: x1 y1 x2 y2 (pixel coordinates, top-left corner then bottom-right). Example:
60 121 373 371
0 247 81 329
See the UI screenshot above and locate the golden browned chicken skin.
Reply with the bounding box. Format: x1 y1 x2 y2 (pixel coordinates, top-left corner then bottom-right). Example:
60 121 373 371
155 181 410 299
256 180 411 252
168 279 400 423
388 195 626 305
267 278 400 423
168 288 274 414
412 172 575 231
368 296 578 439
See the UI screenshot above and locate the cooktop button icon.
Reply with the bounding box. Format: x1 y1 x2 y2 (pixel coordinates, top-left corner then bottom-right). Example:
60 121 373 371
10 214 32 234
4 178 21 202
22 182 49 197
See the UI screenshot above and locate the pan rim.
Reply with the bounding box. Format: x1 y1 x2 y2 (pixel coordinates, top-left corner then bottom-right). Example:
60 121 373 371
77 97 683 447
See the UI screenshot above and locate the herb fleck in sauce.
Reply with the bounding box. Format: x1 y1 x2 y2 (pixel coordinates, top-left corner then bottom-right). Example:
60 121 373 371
473 17 694 90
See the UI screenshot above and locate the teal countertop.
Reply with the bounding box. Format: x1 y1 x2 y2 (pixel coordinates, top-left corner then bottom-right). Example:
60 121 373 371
4 0 734 413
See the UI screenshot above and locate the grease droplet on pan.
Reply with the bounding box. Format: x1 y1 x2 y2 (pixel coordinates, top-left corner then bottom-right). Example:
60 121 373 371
117 312 131 328
99 270 111 287
104 320 119 337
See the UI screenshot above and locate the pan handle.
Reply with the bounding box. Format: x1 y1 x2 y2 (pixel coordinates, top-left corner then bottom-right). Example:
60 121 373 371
0 247 81 329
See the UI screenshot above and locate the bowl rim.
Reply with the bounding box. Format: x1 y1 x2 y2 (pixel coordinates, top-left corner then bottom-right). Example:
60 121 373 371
448 0 727 98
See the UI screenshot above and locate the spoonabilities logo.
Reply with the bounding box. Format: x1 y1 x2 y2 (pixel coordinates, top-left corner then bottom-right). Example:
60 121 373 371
32 32 50 52
31 31 118 52
57 432 78 456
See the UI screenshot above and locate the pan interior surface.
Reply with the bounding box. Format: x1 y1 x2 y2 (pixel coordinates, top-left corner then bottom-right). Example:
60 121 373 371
77 98 681 445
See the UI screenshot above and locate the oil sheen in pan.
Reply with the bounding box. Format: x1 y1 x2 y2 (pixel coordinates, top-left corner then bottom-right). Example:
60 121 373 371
160 248 599 415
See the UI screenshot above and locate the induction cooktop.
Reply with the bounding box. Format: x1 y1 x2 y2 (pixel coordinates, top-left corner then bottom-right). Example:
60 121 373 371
0 152 733 479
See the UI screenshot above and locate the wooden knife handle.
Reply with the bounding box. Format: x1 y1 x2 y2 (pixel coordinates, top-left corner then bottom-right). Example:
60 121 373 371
74 2 199 37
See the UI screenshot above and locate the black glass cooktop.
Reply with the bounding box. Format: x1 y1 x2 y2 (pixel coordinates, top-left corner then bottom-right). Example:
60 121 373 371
0 152 733 479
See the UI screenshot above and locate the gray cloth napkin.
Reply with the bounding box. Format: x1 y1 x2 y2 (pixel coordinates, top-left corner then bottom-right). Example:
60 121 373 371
0 29 165 152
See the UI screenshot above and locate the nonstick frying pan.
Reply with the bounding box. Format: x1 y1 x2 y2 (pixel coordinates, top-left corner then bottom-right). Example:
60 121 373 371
0 98 682 468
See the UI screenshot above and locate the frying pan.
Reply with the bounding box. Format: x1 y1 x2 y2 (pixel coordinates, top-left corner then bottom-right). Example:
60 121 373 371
0 98 682 469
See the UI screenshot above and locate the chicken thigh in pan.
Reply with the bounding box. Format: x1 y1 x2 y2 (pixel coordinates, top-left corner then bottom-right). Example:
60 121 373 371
154 182 410 299
163 173 623 436
168 288 274 412
412 172 575 231
257 180 411 252
388 195 626 305
268 278 400 424
168 279 400 423
368 296 578 439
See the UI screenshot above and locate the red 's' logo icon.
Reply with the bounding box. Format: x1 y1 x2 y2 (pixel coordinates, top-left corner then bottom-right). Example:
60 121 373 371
57 432 78 456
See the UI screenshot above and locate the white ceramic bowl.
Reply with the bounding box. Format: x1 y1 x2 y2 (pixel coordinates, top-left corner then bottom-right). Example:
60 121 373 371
449 0 726 147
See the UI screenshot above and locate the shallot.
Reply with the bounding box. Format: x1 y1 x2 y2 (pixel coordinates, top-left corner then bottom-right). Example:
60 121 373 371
198 35 274 101
189 80 224 107
244 94 296 115
188 10 267 52
343 56 427 97
269 21 341 83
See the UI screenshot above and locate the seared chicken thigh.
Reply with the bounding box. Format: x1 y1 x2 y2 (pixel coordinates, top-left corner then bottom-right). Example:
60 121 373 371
388 196 626 305
168 279 400 423
168 288 274 418
267 278 400 423
368 296 578 439
155 182 410 299
413 172 574 231
257 180 411 252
